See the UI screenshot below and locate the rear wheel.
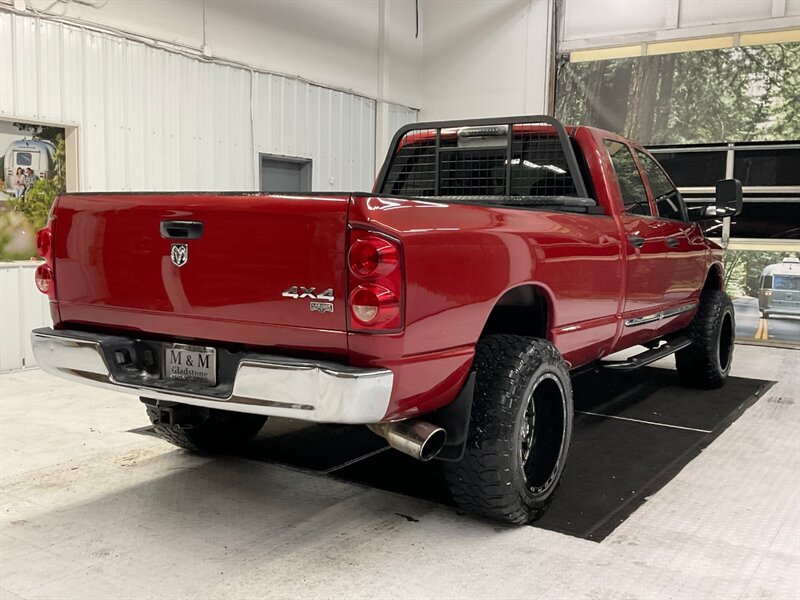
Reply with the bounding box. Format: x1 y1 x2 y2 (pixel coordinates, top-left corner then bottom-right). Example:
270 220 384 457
142 399 267 453
675 289 735 389
444 335 573 524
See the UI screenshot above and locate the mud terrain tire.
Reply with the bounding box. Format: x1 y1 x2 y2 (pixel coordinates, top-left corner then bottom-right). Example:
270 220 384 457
675 289 735 389
444 335 573 524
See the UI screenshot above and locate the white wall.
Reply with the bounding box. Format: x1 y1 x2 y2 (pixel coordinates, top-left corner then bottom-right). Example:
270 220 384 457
1 0 424 109
419 0 554 121
0 263 50 371
0 5 420 371
0 10 419 193
561 0 800 51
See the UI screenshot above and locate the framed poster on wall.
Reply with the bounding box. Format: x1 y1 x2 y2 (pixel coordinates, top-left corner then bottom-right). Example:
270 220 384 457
1 119 77 261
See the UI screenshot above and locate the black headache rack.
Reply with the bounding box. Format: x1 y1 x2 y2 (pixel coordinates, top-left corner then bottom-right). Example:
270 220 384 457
375 115 597 213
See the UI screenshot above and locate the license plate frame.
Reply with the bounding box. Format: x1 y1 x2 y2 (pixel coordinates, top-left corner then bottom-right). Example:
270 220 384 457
162 343 217 386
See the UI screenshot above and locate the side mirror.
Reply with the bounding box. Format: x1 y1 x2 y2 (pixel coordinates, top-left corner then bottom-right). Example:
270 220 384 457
688 179 744 221
707 178 743 217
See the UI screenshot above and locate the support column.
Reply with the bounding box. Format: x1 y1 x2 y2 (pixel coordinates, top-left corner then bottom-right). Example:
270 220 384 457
375 0 390 179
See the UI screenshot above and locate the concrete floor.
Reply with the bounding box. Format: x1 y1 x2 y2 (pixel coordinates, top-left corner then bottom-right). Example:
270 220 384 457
0 344 798 600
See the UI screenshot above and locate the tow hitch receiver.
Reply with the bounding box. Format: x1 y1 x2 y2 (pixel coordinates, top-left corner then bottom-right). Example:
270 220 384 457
141 399 209 428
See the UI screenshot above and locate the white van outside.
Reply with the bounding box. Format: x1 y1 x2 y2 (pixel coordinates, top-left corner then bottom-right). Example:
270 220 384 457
3 139 57 194
758 257 800 319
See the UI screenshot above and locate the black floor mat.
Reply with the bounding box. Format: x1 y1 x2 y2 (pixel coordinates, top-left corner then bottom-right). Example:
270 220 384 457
328 371 772 541
131 366 772 541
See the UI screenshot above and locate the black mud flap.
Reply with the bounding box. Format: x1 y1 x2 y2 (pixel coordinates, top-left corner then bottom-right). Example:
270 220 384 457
428 372 475 462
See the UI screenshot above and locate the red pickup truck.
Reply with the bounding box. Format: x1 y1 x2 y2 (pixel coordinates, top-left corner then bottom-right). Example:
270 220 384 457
31 116 742 524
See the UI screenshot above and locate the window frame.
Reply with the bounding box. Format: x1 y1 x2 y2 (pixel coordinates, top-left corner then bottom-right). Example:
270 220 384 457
634 148 689 223
604 139 653 218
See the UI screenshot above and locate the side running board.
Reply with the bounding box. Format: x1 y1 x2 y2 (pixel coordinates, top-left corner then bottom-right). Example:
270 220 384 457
601 336 692 372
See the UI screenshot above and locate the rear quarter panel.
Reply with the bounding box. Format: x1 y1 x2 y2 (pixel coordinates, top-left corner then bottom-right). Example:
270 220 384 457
348 196 624 419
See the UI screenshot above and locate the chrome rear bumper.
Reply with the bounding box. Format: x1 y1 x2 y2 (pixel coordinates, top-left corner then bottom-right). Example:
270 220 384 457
31 328 393 424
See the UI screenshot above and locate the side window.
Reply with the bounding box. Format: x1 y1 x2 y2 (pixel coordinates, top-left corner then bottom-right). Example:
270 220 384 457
636 150 686 221
774 275 800 291
605 140 650 216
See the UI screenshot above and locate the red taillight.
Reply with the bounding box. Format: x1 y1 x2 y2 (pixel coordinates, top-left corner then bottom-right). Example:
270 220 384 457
35 226 55 298
36 228 52 259
347 229 403 332
35 264 54 296
348 236 399 277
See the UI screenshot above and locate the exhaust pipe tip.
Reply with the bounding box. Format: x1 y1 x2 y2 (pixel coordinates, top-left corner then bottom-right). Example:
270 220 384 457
369 419 447 461
416 426 447 461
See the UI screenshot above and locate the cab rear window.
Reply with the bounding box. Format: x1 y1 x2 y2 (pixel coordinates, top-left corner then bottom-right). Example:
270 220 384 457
381 122 580 199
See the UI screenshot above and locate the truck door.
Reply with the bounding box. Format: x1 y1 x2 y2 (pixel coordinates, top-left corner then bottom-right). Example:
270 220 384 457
604 140 675 344
635 149 708 308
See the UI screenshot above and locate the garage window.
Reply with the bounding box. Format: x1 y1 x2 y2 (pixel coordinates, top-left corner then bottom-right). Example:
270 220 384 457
648 150 727 188
734 147 800 186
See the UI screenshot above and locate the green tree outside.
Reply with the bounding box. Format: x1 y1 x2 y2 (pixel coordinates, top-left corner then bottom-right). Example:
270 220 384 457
555 42 800 144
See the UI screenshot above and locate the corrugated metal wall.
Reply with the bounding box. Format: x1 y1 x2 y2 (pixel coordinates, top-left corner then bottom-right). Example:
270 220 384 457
253 75 376 191
0 10 416 193
0 263 51 371
0 10 418 371
388 104 419 139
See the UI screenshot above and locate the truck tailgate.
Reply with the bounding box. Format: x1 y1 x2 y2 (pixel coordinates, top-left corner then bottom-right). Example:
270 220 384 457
52 193 349 354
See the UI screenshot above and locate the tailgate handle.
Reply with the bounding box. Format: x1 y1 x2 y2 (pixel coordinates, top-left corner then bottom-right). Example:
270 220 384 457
160 221 204 240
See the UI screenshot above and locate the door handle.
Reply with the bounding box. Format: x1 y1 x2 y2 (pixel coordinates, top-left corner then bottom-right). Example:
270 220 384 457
628 235 645 248
160 220 204 240
665 237 679 248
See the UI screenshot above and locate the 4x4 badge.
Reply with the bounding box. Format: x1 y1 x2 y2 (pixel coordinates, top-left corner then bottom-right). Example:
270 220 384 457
282 286 335 314
171 243 188 267
282 286 334 301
